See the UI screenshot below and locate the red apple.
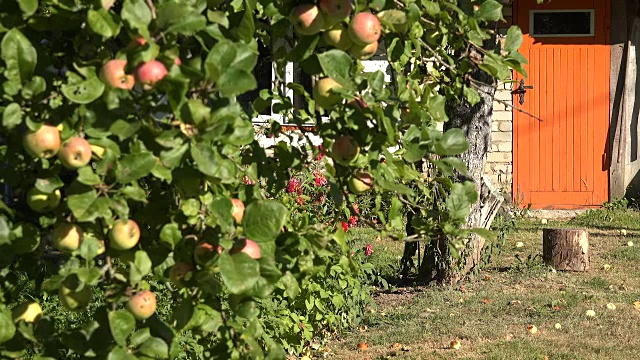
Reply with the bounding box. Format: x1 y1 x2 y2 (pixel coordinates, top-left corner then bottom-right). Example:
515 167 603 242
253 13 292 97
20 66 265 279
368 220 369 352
290 4 325 36
231 198 245 224
348 12 381 45
52 223 83 252
58 137 92 169
348 172 373 194
127 290 156 320
313 77 343 109
136 60 168 90
23 124 61 159
232 238 261 259
319 0 352 27
350 40 378 60
100 60 135 90
109 219 141 251
331 135 360 165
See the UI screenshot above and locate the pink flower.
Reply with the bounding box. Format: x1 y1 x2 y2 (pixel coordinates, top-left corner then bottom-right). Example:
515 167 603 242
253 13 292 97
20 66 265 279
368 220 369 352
348 215 358 228
365 244 373 256
315 194 326 205
243 176 255 185
314 172 327 187
315 145 324 161
341 222 349 233
295 196 304 206
287 178 301 194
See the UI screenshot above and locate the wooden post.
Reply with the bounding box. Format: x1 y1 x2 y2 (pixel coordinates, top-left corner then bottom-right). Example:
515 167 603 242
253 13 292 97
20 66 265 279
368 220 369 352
542 228 590 272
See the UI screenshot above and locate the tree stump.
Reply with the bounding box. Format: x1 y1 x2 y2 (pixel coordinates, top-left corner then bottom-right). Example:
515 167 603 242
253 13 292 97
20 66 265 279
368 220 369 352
542 228 589 271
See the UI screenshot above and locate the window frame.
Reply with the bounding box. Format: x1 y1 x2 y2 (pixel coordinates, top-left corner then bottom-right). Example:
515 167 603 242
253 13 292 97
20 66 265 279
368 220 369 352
529 9 595 38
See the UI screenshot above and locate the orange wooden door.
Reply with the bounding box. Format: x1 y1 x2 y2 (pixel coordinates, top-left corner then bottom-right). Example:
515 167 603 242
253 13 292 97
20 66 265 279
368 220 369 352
513 0 610 209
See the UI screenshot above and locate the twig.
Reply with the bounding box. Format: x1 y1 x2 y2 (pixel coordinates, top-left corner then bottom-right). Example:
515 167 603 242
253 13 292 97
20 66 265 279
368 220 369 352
146 0 157 19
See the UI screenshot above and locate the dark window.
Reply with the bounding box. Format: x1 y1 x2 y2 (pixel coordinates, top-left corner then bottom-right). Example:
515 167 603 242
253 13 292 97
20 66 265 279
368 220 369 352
238 41 273 116
532 11 593 36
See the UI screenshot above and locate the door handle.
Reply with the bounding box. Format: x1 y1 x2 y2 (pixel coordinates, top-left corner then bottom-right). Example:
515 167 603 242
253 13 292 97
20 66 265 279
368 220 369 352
511 79 534 105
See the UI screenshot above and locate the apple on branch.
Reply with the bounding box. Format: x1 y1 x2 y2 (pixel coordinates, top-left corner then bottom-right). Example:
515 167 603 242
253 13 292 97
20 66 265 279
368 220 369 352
136 60 168 90
27 188 61 213
58 137 92 169
52 223 84 252
12 302 42 323
109 219 141 251
128 290 157 320
319 0 353 28
348 172 373 194
348 12 381 46
322 24 353 50
291 4 325 36
59 284 92 311
313 77 343 109
331 135 360 165
23 124 61 159
100 59 135 90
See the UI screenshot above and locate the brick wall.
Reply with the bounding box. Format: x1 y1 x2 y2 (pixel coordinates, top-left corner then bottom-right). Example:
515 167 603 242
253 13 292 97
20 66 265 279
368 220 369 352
484 3 515 193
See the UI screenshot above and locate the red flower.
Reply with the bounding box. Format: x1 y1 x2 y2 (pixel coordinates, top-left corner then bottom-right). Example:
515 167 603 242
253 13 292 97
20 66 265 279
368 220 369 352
365 244 373 256
315 194 326 205
295 196 304 206
348 215 358 228
341 222 349 233
287 178 301 194
315 145 324 161
243 176 255 185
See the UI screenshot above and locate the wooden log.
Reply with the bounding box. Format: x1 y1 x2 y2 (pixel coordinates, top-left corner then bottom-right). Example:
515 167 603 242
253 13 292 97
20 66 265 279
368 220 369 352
542 228 590 271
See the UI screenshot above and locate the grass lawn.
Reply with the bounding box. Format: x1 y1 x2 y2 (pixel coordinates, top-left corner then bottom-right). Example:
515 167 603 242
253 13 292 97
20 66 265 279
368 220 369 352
325 208 640 360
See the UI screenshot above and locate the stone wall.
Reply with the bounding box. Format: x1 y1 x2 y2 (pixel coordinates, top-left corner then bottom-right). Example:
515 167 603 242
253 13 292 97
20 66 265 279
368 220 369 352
484 4 515 193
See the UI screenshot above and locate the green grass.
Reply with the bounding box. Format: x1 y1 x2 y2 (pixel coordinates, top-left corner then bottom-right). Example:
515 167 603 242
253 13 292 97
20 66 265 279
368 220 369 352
326 208 640 360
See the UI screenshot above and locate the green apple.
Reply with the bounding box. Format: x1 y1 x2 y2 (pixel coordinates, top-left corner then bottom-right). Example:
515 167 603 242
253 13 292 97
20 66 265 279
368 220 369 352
12 302 42 323
109 219 140 251
27 188 61 213
348 172 373 194
313 77 342 109
350 40 378 60
322 24 353 50
331 135 360 165
59 284 92 311
52 223 83 252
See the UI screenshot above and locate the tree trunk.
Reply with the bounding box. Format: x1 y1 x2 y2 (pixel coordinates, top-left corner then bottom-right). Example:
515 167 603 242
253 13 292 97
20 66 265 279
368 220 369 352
419 56 499 285
542 228 590 271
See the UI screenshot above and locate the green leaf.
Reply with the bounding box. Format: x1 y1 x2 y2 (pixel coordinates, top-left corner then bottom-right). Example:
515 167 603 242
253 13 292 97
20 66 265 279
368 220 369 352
88 9 122 39
79 236 103 261
2 103 22 129
156 3 207 35
67 190 112 222
108 310 136 347
219 252 260 294
376 9 408 33
109 120 141 141
0 307 16 344
242 200 287 244
422 0 440 16
121 0 152 37
204 40 258 83
119 186 148 202
116 152 157 183
476 0 503 22
217 68 257 97
1 28 37 84
160 143 188 169
108 346 138 360
317 50 354 89
446 182 478 221
279 271 299 299
10 222 40 254
138 337 169 358
34 176 64 193
463 85 481 106
504 26 523 53
236 0 255 43
61 76 105 104
159 223 182 249
0 216 10 246
17 0 38 17
470 228 497 241
435 129 468 156
21 76 46 99
130 328 151 348
190 143 237 182
77 167 102 186
129 251 152 285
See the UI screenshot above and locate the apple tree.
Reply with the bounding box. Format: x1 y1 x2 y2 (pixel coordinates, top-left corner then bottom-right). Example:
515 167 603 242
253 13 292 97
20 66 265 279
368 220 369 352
0 0 525 358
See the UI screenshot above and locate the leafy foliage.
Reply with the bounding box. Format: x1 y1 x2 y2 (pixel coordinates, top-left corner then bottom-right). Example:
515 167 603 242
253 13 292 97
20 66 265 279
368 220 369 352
0 0 524 358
